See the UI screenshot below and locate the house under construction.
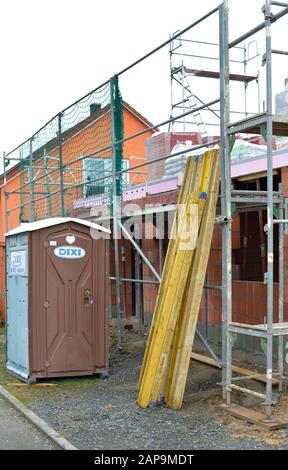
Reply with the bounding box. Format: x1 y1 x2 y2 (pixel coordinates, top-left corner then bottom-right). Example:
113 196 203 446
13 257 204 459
2 0 288 425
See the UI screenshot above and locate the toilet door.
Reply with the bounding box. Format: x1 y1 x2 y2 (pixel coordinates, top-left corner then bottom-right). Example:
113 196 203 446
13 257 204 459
44 230 95 376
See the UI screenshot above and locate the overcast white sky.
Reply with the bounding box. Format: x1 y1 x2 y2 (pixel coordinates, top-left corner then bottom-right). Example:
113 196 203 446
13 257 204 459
0 0 287 170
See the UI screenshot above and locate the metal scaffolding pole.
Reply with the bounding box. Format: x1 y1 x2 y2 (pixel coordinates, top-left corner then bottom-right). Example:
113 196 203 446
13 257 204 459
134 223 143 333
110 77 122 347
220 0 288 420
58 113 65 217
219 0 231 402
29 138 35 222
119 221 161 282
265 0 274 419
278 201 284 393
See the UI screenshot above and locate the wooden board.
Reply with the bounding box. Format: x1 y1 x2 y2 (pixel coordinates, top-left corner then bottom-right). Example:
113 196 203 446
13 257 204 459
138 151 217 408
148 153 214 405
7 383 58 387
138 153 213 408
219 404 288 430
165 151 220 410
184 67 257 83
138 157 198 390
191 352 279 386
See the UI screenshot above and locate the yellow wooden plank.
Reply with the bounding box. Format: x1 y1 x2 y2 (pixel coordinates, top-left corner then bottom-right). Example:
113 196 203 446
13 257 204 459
138 160 206 407
165 150 220 410
138 152 215 406
148 151 215 404
160 152 217 404
138 156 205 403
138 157 198 388
166 151 220 408
138 157 198 389
138 151 215 408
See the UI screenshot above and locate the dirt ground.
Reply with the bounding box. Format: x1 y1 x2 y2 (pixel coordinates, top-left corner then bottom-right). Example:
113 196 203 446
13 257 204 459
1 328 288 450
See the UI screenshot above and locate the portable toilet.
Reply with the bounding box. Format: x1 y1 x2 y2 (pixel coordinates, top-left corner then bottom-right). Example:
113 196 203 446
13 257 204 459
5 217 110 382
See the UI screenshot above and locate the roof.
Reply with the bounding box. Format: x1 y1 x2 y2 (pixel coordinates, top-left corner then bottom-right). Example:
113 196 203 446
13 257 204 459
123 101 157 130
5 217 110 237
231 148 288 178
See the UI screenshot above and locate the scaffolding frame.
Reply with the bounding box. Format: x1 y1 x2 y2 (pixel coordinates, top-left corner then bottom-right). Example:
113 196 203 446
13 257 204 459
109 0 288 418
111 0 288 418
220 0 288 419
169 21 261 134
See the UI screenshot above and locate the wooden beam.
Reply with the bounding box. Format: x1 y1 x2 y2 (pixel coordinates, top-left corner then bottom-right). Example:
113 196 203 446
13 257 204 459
219 404 288 430
191 352 279 385
165 151 220 410
138 155 211 408
138 158 197 391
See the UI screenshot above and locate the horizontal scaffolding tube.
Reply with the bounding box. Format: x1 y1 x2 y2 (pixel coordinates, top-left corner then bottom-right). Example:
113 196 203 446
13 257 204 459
229 384 267 400
204 285 222 291
110 277 160 285
272 48 288 55
118 5 220 76
116 99 220 146
271 1 288 7
7 139 220 212
232 190 281 196
229 6 288 48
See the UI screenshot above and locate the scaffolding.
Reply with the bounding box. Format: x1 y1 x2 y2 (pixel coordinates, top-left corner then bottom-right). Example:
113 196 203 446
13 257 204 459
169 25 260 134
111 0 288 419
221 0 288 420
171 0 288 420
3 0 288 421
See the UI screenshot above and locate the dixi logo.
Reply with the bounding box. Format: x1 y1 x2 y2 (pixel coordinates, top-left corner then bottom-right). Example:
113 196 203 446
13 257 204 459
54 246 86 259
13 253 23 266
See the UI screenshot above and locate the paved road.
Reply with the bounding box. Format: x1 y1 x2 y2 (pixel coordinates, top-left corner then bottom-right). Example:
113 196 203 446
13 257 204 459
0 396 56 450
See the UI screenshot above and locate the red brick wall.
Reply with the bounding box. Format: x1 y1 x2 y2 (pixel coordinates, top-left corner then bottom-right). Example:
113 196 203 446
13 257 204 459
142 230 160 326
109 238 133 318
282 167 288 317
110 166 288 326
137 211 284 327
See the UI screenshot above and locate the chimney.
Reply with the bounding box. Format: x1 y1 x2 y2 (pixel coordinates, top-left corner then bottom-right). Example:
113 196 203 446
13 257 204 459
90 103 101 116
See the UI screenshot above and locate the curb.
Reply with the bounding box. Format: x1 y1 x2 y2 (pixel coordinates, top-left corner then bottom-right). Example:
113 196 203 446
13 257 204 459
0 385 77 450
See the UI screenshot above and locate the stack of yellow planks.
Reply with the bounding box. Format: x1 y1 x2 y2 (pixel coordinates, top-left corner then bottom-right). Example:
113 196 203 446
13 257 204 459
138 149 220 410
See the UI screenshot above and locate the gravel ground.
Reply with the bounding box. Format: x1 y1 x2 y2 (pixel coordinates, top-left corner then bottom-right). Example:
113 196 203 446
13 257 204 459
30 335 288 450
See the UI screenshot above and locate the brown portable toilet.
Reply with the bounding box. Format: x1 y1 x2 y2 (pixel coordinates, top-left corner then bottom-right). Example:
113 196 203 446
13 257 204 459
6 217 110 382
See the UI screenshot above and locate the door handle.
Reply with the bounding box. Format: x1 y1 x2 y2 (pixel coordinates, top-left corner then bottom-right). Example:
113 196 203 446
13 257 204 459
84 288 92 305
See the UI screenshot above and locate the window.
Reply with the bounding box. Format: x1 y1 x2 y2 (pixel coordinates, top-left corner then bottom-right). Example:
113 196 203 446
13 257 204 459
83 158 130 197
